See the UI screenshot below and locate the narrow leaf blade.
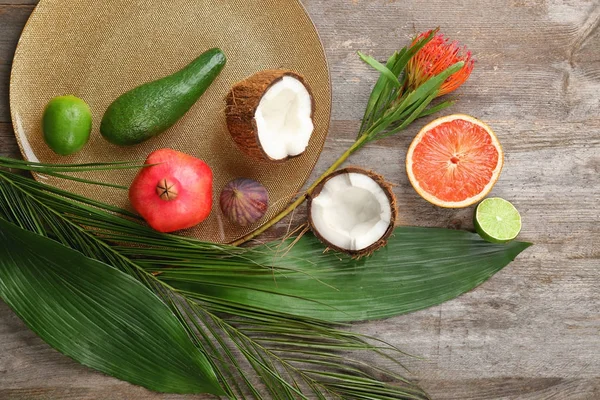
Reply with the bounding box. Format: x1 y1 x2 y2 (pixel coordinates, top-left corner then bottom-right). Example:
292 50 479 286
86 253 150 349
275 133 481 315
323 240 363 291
0 218 224 395
358 52 401 87
161 228 532 323
360 51 401 134
417 100 455 118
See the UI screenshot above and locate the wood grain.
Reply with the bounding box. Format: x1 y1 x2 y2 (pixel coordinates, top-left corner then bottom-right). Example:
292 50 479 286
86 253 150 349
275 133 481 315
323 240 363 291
0 4 34 66
1 0 599 399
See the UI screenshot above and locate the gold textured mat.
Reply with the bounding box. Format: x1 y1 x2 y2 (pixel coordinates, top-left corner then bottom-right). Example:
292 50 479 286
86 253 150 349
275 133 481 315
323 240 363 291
10 0 331 243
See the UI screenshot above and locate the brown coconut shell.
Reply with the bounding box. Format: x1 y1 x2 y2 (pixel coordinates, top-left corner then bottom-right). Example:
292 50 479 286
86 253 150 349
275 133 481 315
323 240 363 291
307 167 398 258
225 69 315 162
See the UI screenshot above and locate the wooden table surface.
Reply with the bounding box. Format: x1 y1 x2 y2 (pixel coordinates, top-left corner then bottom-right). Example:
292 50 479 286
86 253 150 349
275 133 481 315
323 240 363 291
1 1 599 399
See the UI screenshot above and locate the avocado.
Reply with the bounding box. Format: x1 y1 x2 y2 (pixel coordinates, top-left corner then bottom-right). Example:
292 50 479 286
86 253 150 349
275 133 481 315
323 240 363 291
100 48 226 146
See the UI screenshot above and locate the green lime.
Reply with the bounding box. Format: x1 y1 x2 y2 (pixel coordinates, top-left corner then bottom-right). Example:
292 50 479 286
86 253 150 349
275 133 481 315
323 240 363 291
474 197 522 243
42 95 92 156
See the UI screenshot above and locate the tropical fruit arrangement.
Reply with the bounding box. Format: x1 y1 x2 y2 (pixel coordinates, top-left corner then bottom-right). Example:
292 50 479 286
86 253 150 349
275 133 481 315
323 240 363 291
0 28 529 399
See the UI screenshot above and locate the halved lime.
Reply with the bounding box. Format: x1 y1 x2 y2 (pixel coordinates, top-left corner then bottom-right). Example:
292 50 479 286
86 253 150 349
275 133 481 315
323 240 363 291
474 197 521 243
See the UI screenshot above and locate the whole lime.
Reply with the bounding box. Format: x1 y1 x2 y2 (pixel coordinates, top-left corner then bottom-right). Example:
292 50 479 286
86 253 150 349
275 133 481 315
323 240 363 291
42 95 92 156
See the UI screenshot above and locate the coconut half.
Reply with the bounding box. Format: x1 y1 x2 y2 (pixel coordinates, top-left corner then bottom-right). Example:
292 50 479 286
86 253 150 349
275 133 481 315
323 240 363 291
225 70 315 162
308 167 397 257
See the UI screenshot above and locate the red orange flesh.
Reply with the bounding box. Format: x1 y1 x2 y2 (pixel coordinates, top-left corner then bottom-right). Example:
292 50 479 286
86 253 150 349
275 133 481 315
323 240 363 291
406 114 503 208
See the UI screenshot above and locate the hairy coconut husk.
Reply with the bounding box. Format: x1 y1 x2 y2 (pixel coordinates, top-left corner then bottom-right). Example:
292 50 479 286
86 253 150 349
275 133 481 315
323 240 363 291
225 70 315 162
307 167 398 258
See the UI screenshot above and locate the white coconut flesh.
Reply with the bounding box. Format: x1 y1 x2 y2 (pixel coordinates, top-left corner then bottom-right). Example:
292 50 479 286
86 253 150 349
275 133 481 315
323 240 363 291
254 76 314 160
310 173 393 251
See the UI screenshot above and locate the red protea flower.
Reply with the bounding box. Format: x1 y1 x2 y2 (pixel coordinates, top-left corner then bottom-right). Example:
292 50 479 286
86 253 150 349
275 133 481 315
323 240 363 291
406 31 474 97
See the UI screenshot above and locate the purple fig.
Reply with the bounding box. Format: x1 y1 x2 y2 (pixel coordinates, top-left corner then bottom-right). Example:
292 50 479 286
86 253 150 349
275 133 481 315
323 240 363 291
220 178 269 226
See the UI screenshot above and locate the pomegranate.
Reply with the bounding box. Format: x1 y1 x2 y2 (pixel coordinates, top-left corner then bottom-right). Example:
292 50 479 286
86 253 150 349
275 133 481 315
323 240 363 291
129 148 213 232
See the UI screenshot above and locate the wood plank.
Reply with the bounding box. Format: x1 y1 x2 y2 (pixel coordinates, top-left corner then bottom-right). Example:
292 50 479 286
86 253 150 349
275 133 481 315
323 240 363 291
0 122 20 158
305 0 600 124
0 1 38 4
0 63 11 123
0 5 34 65
0 389 200 400
0 3 33 123
3 379 596 400
419 378 600 400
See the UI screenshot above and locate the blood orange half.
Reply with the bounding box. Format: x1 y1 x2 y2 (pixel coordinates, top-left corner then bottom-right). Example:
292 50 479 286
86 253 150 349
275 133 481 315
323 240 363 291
406 114 504 208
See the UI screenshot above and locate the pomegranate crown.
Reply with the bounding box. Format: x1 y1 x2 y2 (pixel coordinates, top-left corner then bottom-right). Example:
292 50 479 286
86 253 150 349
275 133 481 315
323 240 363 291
407 30 474 97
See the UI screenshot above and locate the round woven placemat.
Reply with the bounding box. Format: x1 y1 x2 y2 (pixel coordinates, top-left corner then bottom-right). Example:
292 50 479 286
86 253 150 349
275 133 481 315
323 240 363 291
10 0 331 243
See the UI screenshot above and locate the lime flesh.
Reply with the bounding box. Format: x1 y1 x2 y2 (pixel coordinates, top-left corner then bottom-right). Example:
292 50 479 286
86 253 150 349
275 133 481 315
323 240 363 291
474 197 521 243
43 95 92 156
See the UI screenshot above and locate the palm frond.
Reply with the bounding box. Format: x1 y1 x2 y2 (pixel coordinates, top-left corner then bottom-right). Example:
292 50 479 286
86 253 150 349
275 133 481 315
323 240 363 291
0 218 224 395
0 161 429 399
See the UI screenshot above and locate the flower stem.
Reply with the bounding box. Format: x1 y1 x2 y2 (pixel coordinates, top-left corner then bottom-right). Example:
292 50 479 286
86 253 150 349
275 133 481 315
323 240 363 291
230 132 370 246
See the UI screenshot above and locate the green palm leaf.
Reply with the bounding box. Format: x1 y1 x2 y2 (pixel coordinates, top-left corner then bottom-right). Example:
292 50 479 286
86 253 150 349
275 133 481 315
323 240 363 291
158 229 531 322
0 164 429 399
0 158 531 399
0 217 224 396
